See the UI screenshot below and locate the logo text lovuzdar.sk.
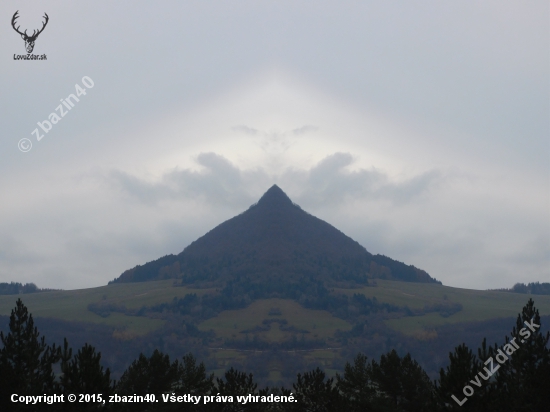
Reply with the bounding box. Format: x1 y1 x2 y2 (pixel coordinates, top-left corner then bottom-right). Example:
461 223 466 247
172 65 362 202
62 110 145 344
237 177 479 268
11 10 49 60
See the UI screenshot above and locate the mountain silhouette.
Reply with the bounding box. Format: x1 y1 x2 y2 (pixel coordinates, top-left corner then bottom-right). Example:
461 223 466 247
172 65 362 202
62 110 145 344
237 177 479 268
113 185 438 285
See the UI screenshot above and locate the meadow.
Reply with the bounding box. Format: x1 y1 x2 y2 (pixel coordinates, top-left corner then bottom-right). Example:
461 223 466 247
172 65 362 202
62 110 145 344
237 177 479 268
0 280 213 335
199 298 352 341
1 279 548 338
339 280 550 335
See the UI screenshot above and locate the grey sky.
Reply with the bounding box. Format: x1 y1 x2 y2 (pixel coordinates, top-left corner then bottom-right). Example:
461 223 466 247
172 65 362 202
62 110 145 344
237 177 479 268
1 1 548 290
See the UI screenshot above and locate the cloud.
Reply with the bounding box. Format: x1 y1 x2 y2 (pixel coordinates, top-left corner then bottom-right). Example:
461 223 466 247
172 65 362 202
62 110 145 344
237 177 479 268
110 153 267 207
230 124 319 154
374 170 444 206
232 124 318 138
291 125 318 135
232 125 259 136
110 152 443 208
283 153 443 206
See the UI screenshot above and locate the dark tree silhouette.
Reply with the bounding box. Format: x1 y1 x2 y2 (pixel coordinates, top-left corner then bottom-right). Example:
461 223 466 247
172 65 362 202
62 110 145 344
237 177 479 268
175 353 215 396
214 367 260 412
290 367 341 412
0 298 59 411
490 298 550 411
370 350 435 411
60 343 113 410
336 353 381 411
116 349 178 411
436 343 486 411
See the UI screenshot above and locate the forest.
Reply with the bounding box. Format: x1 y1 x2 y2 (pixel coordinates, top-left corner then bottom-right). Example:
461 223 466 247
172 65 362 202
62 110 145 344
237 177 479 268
491 282 550 295
1 298 548 411
0 282 57 295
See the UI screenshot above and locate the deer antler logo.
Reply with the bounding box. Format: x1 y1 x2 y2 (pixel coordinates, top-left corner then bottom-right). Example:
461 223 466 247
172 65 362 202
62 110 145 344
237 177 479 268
11 11 49 54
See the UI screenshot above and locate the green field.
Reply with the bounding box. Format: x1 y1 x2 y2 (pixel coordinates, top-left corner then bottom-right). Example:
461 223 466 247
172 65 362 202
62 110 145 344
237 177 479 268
199 298 352 341
338 280 550 335
0 279 548 338
0 280 214 336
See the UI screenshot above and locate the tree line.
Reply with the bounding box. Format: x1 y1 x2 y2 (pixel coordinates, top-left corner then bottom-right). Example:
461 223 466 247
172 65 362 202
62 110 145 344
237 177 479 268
90 278 462 326
0 282 58 295
490 281 550 295
1 298 548 411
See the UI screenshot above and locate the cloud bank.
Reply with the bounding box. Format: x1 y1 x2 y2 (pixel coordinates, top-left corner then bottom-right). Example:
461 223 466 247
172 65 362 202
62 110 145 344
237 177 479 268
110 152 444 208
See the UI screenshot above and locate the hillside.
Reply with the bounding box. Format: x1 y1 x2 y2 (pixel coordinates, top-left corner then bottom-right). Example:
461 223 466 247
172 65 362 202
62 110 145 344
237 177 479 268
113 185 437 286
6 185 542 382
1 279 548 383
1 279 548 338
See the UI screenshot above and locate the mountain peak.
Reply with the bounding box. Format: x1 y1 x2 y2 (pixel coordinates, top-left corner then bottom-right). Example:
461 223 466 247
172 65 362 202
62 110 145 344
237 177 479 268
256 184 294 208
114 184 438 285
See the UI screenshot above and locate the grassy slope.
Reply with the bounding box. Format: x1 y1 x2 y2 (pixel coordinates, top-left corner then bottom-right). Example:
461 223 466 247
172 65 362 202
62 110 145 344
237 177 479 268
199 298 352 341
0 279 548 337
340 280 550 335
0 280 214 335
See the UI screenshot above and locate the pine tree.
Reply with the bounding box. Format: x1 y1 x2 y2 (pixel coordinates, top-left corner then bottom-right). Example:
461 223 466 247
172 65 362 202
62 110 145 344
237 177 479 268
370 349 436 412
116 349 178 411
289 367 342 412
436 343 484 411
175 353 215 396
60 343 113 410
335 353 379 411
490 298 550 411
214 367 259 412
117 349 177 394
0 298 59 411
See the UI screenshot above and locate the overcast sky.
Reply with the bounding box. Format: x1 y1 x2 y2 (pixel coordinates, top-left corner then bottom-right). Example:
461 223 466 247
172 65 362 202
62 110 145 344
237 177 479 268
1 1 548 290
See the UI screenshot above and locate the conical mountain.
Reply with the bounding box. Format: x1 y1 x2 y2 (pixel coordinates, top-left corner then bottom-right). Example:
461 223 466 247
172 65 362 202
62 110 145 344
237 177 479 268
114 185 437 285
184 185 368 262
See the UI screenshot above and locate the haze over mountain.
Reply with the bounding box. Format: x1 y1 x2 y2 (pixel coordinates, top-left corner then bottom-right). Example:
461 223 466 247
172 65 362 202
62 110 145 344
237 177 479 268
113 185 438 286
